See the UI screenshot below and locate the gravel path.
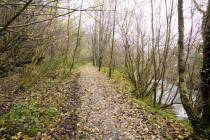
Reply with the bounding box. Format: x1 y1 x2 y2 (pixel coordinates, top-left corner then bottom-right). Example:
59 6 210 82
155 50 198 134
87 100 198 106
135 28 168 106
76 65 165 140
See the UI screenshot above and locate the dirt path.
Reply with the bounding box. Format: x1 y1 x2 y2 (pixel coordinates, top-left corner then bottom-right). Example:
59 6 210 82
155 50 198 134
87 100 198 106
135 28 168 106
76 65 166 140
0 65 189 139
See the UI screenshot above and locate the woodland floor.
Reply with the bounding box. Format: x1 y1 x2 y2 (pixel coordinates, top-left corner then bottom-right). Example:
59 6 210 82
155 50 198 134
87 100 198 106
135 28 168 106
75 65 189 140
0 64 192 139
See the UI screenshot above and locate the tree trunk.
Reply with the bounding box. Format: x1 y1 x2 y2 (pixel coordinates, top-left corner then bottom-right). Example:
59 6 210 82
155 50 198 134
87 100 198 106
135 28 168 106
201 0 210 135
109 0 117 77
70 0 83 71
150 0 157 107
178 0 210 137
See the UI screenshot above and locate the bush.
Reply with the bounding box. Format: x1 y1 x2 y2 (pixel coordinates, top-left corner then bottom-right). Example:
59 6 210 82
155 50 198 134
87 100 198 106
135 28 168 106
0 102 61 137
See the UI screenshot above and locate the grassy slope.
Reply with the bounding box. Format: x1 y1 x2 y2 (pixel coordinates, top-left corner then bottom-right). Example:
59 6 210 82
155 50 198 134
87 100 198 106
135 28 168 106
100 66 192 133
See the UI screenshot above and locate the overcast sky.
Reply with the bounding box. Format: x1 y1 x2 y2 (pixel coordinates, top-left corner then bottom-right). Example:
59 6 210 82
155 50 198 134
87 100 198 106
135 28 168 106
58 0 207 45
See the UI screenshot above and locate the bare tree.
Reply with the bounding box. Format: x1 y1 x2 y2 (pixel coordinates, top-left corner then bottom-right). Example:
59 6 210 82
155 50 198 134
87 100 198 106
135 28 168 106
70 0 84 71
108 0 117 77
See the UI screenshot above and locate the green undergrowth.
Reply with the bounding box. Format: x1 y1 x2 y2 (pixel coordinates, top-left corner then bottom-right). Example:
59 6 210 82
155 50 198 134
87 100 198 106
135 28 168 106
0 103 60 137
101 67 134 94
47 58 89 77
74 60 90 69
0 62 82 139
100 66 192 133
0 77 66 138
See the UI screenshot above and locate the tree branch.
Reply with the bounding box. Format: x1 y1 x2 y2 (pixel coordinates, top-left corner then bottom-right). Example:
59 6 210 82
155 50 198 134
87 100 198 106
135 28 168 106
192 0 206 14
0 0 33 34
